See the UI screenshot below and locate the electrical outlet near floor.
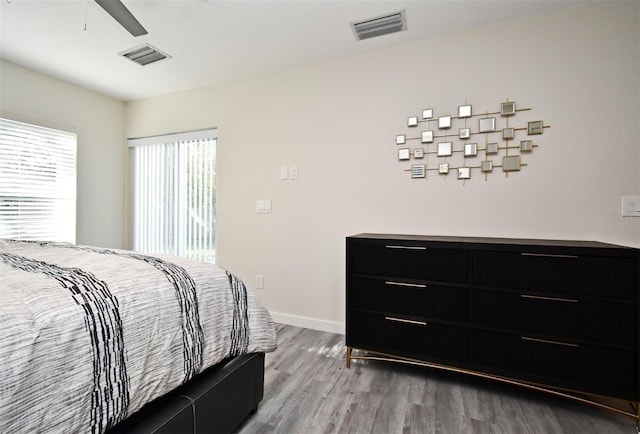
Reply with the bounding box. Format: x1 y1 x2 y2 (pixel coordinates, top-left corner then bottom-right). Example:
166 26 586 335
255 275 264 289
621 196 640 217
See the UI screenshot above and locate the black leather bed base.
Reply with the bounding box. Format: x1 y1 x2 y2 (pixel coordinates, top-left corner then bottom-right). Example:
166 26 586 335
108 352 265 434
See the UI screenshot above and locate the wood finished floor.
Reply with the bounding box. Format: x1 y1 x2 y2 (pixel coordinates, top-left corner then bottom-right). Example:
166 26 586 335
236 324 636 434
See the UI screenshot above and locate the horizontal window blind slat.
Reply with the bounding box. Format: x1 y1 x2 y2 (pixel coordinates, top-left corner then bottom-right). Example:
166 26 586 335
0 117 77 242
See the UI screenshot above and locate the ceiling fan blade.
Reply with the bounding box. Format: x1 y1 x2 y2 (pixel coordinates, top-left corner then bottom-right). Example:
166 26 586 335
95 0 148 37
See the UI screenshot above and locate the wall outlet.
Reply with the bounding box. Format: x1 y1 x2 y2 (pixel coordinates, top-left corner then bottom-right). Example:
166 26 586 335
256 200 272 213
622 196 640 217
289 165 298 179
255 275 264 289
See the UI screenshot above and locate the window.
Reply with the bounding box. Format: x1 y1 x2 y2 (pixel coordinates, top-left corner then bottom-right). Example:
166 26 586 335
0 117 77 242
129 129 217 263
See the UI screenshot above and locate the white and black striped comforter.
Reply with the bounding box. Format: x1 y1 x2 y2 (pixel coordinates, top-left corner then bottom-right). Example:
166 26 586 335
0 239 277 434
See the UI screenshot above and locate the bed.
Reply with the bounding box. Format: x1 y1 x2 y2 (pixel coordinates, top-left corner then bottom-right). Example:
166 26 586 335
0 239 277 434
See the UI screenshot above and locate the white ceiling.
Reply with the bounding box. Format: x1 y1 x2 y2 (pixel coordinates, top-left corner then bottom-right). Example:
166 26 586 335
0 0 593 102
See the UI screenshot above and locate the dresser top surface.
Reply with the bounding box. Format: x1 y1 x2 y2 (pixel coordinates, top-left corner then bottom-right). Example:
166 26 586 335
348 233 636 250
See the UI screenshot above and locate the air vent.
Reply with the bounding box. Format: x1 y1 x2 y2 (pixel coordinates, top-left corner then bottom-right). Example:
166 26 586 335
119 44 171 66
351 10 406 41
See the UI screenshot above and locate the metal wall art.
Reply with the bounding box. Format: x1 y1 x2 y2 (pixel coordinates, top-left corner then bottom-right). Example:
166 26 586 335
395 99 550 182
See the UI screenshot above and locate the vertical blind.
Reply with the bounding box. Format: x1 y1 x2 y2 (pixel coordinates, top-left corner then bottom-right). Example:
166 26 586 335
129 129 216 263
0 117 77 242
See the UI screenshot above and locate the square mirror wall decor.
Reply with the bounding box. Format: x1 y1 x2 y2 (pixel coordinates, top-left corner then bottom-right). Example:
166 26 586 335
412 164 426 178
503 128 515 140
438 116 451 129
528 120 544 135
479 117 495 133
394 99 547 181
458 167 471 179
501 101 516 116
437 142 452 157
398 148 410 160
464 143 478 157
520 140 533 152
503 155 521 171
458 105 472 118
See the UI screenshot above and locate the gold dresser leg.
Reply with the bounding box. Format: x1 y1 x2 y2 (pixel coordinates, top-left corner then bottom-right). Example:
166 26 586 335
346 347 352 369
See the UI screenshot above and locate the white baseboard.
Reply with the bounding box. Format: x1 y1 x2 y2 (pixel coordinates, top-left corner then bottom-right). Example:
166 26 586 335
270 312 345 335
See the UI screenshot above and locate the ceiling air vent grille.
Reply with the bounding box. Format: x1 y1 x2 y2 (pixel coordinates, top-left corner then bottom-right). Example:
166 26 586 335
119 44 171 66
351 10 406 41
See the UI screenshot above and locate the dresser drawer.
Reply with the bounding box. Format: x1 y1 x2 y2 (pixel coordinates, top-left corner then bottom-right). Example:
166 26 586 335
473 330 636 397
347 311 468 362
472 289 634 346
349 277 468 323
472 250 636 299
350 242 467 282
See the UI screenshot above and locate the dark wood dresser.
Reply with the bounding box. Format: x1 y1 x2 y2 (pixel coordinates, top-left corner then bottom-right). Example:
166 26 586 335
345 233 640 425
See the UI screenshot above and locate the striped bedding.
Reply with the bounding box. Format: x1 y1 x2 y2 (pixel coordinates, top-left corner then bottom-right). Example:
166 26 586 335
0 239 277 434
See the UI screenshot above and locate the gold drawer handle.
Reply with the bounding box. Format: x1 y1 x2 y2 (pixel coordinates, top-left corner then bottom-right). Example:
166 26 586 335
385 281 427 288
521 252 578 259
520 294 578 303
521 336 579 348
385 245 427 250
384 316 427 326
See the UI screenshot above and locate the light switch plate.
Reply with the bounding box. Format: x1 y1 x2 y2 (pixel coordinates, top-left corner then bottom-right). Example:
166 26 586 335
280 166 288 180
621 196 640 217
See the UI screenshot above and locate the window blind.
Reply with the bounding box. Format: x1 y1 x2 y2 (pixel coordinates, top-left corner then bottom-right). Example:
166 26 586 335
130 129 216 263
0 118 77 242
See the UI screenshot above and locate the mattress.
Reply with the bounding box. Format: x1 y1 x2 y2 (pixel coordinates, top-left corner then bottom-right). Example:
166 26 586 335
0 239 277 434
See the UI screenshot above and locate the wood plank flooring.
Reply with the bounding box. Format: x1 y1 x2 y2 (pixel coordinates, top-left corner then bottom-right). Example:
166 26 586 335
236 324 636 434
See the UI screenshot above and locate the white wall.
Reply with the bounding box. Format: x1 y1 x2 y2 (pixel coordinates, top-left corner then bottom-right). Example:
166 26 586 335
127 1 640 332
0 60 127 249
